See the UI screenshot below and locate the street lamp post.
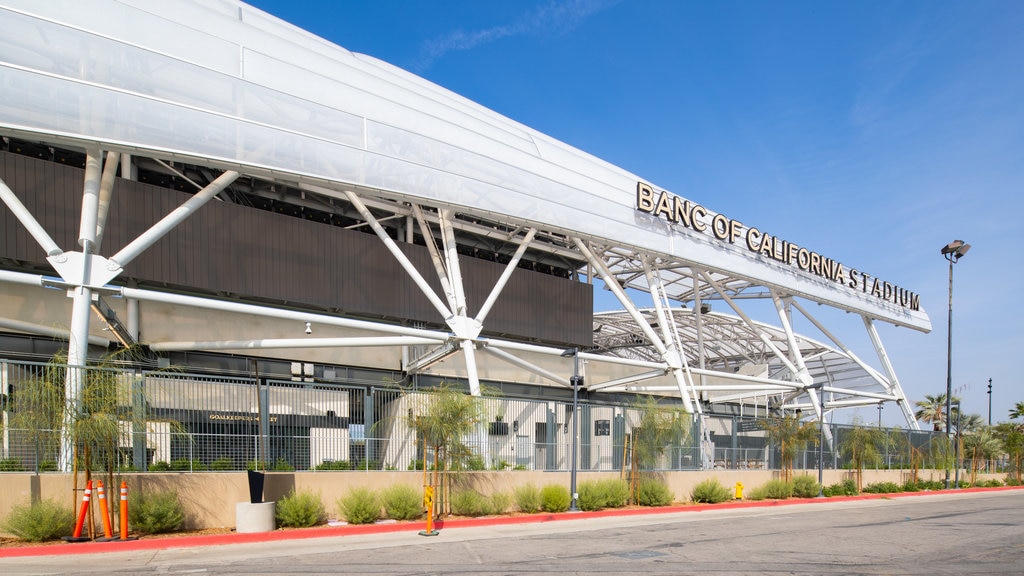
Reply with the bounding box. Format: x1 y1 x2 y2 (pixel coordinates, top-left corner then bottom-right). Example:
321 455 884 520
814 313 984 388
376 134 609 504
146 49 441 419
988 378 993 426
952 401 962 489
808 382 826 498
561 347 581 512
941 239 970 489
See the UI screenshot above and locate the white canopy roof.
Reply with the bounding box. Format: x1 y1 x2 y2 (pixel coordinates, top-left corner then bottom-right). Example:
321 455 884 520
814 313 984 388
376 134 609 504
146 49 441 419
0 0 925 429
0 0 928 331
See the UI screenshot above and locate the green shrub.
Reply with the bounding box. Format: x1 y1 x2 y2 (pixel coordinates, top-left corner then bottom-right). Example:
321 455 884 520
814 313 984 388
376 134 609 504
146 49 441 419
270 458 295 471
209 457 234 471
130 490 185 534
540 484 571 512
149 460 171 472
690 478 731 504
3 498 74 542
1005 476 1023 487
451 489 491 516
977 478 1003 487
315 460 352 471
747 479 793 501
577 479 631 511
275 490 326 528
408 459 424 471
38 460 58 472
792 475 821 498
490 491 513 514
169 459 205 472
381 484 423 520
0 457 25 471
514 483 542 513
822 478 858 497
337 487 380 524
900 479 921 492
636 477 674 506
862 481 902 494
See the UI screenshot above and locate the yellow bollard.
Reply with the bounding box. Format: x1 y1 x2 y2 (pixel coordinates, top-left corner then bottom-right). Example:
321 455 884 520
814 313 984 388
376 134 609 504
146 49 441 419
735 482 744 500
418 485 439 536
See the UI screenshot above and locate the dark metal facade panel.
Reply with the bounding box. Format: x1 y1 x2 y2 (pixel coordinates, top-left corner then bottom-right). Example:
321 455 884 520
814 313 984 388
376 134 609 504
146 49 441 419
0 152 592 346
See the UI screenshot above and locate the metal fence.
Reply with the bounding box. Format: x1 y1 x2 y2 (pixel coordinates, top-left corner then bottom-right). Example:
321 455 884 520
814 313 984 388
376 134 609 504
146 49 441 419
0 359 705 473
1 359 967 475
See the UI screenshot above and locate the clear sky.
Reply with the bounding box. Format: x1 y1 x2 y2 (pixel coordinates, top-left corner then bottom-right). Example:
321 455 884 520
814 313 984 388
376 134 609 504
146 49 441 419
246 0 1023 426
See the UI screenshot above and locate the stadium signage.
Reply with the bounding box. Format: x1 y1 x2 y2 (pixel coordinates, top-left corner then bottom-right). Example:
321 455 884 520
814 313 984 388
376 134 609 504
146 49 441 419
635 182 920 311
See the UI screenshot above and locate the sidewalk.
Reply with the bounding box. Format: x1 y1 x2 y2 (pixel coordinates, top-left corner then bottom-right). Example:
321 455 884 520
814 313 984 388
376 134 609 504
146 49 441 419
2 485 1019 559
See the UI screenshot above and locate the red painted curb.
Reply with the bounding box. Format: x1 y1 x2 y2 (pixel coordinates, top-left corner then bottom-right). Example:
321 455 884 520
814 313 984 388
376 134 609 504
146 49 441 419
2 485 1020 558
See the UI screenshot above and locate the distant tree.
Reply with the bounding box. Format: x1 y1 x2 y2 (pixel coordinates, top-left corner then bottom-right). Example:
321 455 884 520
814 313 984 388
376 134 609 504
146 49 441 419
962 427 1001 484
1009 402 1024 421
994 422 1024 483
914 394 959 431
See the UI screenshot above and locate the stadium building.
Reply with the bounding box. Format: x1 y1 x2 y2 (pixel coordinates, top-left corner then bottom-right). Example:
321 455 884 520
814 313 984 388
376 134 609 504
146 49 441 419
0 0 931 474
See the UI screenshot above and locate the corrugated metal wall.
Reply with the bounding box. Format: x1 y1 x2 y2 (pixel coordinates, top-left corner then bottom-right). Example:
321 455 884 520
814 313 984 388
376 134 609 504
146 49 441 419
0 151 592 345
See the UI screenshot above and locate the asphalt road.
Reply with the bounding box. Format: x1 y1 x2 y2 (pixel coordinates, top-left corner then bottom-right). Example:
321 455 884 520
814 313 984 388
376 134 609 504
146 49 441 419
2 490 1022 575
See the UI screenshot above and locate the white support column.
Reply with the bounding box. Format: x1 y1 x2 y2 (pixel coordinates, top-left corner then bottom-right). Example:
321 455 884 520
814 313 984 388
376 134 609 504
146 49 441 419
692 268 706 399
412 205 457 312
0 177 63 257
643 259 701 413
438 209 468 316
863 317 918 428
93 151 119 251
110 171 239 268
475 228 537 324
574 239 694 413
790 300 916 428
60 148 104 471
478 345 570 387
701 272 802 378
770 292 814 387
345 190 452 319
460 340 481 396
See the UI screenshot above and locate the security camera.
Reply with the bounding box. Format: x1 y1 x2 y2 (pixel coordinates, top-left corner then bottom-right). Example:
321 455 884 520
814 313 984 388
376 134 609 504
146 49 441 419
305 322 312 335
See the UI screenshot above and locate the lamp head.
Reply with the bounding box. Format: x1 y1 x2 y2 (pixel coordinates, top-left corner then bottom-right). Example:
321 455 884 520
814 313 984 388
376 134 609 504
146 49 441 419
941 240 971 261
941 240 964 255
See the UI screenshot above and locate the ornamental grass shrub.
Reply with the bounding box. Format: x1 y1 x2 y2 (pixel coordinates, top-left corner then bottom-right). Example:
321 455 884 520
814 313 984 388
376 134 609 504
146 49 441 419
450 489 490 516
380 484 422 520
862 481 902 494
690 478 731 504
3 498 74 542
514 483 542 513
747 479 793 501
489 491 513 515
577 479 630 511
637 477 674 506
792 475 821 498
822 478 858 497
337 487 380 524
275 489 326 528
129 490 185 534
540 484 571 512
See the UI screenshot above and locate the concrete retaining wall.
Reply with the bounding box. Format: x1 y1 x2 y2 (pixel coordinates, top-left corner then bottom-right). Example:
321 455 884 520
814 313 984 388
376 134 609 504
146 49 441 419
0 468 1000 534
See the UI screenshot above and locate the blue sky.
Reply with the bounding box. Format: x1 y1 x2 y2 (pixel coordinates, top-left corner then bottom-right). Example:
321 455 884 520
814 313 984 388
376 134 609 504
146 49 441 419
247 0 1023 426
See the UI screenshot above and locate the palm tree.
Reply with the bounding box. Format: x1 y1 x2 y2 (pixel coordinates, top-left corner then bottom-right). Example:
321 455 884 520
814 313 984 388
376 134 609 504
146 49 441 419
914 394 960 431
994 422 1024 483
1009 402 1024 421
762 415 818 482
962 427 1001 484
839 421 884 491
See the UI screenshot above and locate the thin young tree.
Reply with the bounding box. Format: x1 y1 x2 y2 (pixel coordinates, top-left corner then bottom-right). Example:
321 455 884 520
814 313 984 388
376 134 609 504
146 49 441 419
406 383 484 516
839 421 884 491
761 415 818 482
